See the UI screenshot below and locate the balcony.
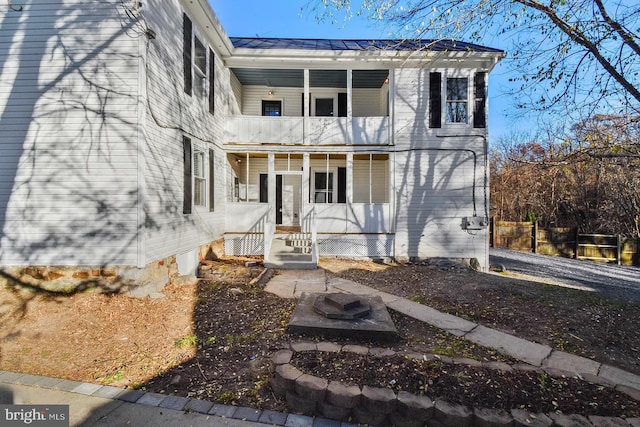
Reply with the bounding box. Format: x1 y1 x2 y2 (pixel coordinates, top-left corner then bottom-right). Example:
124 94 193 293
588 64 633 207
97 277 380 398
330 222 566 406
226 116 390 145
225 68 390 146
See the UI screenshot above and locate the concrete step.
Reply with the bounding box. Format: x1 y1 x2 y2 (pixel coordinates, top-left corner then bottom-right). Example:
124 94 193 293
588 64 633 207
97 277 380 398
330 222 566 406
264 259 317 270
267 238 317 269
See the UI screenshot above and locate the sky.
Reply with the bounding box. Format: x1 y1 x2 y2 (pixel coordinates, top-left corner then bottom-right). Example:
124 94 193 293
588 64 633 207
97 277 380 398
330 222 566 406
208 0 519 141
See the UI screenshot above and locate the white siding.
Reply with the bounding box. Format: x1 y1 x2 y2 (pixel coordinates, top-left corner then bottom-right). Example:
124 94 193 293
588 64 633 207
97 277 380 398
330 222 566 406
0 0 140 266
141 0 230 264
241 85 303 116
352 88 384 117
391 67 489 266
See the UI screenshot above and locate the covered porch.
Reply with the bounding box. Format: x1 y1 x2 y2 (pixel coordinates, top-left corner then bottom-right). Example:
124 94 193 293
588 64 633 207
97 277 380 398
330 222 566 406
223 151 394 266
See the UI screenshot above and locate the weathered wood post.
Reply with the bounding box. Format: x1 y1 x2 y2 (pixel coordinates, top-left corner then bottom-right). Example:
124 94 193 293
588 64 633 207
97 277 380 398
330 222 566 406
617 234 622 265
532 221 538 254
574 228 580 259
490 217 496 248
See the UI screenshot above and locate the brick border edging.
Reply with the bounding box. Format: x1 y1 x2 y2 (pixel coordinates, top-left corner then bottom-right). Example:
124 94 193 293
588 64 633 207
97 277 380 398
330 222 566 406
271 341 640 427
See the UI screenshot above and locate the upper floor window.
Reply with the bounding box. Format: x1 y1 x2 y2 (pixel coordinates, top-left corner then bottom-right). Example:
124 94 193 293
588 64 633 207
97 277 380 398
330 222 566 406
446 77 468 123
183 13 215 115
430 72 486 129
262 100 282 117
193 37 207 98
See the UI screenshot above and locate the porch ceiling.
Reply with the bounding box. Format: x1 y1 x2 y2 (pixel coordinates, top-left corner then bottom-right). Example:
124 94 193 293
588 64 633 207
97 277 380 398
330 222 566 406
230 68 389 88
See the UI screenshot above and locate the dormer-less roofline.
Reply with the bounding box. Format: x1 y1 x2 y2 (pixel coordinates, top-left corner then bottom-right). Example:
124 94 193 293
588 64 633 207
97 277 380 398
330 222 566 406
182 0 505 69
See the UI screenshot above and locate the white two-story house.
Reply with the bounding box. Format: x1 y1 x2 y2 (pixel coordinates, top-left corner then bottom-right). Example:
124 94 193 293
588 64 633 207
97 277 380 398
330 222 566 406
0 0 504 285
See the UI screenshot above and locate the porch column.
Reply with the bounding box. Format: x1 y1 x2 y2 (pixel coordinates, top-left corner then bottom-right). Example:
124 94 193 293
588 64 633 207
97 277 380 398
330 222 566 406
302 153 310 206
303 69 309 145
268 153 275 226
346 153 353 204
347 69 353 145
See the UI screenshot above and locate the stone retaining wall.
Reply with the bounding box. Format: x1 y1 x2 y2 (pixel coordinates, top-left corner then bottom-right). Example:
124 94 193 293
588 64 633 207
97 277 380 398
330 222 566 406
270 342 640 427
0 239 225 297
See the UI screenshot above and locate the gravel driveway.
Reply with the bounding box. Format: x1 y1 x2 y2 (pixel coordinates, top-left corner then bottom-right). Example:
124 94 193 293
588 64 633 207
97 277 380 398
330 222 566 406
489 248 640 303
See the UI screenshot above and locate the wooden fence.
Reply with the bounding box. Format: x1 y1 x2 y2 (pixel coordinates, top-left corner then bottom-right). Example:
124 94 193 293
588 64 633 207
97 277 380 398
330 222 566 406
490 219 640 266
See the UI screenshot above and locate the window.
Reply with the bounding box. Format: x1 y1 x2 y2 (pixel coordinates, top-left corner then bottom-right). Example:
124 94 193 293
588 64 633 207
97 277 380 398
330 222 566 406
315 98 333 116
446 77 468 123
183 12 213 106
262 100 282 117
353 154 389 203
193 36 206 97
183 137 212 213
193 149 206 207
313 171 334 203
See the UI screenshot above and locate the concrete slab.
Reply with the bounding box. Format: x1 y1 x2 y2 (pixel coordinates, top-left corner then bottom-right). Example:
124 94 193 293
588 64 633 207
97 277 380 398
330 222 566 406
464 325 552 366
385 298 477 336
265 269 327 299
542 351 601 376
288 293 398 341
328 277 386 297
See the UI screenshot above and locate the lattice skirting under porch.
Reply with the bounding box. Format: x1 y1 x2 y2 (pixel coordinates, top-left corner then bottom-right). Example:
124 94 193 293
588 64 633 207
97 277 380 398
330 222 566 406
224 234 394 258
318 235 394 258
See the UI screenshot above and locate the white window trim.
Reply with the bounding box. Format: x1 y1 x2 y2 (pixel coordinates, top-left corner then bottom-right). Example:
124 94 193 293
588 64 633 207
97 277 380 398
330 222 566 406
444 75 469 125
261 98 285 116
311 95 336 117
311 167 337 203
192 145 208 209
192 31 209 100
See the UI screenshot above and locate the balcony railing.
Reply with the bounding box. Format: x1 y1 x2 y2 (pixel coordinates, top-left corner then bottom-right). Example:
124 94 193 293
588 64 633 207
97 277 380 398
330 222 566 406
226 116 390 145
226 116 304 145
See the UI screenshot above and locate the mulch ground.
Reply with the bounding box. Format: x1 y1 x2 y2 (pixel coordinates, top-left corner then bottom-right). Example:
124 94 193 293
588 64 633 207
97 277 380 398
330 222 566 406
1 256 639 417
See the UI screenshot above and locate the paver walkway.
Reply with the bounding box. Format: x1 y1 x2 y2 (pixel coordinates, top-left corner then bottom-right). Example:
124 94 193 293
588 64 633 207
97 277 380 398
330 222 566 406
1 268 639 427
266 269 640 392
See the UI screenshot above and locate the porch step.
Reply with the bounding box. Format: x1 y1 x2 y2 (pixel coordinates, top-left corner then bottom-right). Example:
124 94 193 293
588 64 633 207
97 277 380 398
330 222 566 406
265 237 316 270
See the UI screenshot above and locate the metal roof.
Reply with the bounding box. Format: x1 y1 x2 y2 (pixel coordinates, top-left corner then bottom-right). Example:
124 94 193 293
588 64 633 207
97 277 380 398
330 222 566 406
230 37 504 53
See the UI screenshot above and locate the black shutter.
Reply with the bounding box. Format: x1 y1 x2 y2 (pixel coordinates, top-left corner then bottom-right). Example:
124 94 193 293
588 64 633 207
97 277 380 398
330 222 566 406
337 167 346 203
429 72 442 128
338 93 347 117
208 48 215 114
473 72 487 128
183 14 192 96
259 174 268 203
209 149 215 211
183 137 192 214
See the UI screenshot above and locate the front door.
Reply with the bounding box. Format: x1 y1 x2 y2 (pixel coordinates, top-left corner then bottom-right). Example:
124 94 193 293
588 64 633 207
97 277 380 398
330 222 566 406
276 174 301 226
262 173 302 226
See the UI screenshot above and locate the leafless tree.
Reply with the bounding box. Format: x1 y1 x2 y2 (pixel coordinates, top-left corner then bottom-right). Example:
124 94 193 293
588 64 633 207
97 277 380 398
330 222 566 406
490 115 640 237
305 0 640 120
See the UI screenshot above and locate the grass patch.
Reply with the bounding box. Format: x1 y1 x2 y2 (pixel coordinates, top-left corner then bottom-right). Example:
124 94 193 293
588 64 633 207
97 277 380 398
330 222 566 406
174 334 198 348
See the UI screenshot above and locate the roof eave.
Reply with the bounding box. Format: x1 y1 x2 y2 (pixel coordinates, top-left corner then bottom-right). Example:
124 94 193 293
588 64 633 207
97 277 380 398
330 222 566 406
225 48 506 69
184 0 235 57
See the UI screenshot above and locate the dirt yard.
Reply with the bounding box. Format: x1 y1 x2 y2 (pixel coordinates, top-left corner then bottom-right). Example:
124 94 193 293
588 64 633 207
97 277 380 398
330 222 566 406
1 256 639 417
